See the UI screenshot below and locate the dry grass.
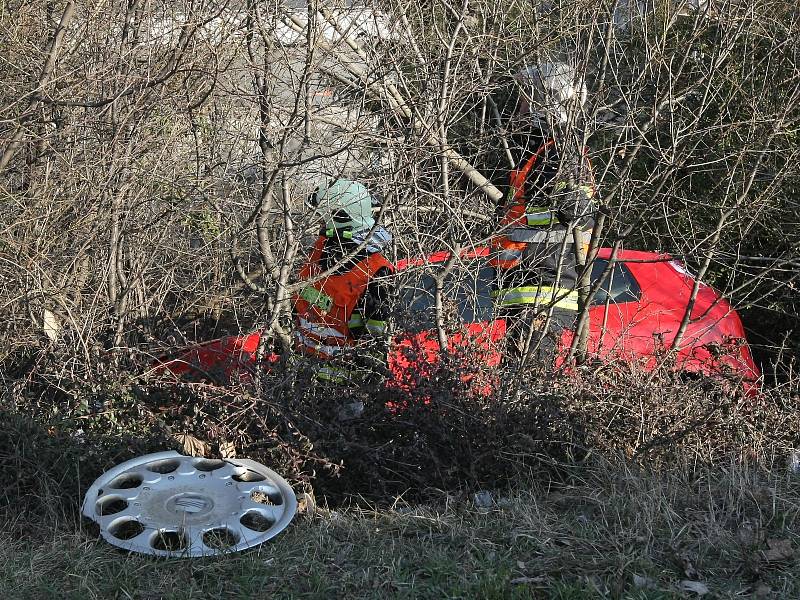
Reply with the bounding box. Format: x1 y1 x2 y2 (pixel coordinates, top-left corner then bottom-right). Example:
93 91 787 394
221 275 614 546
2 349 799 598
2 456 799 599
2 348 798 508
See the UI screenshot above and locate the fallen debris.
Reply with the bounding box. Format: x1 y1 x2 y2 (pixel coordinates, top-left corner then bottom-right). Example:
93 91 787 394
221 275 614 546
173 432 210 457
677 580 710 596
632 574 658 589
82 451 297 557
473 490 494 509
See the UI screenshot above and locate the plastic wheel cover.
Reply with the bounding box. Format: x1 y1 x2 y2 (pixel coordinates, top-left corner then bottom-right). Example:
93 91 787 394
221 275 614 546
82 451 297 557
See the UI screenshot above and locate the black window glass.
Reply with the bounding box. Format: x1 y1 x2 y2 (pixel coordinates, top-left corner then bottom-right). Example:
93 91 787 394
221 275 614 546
395 264 495 329
394 258 641 330
589 259 641 305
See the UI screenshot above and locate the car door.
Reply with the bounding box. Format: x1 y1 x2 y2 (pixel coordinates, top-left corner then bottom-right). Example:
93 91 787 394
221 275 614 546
561 258 665 367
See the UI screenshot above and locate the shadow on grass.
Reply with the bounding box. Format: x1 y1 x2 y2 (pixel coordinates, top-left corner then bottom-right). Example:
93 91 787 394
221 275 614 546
0 408 170 527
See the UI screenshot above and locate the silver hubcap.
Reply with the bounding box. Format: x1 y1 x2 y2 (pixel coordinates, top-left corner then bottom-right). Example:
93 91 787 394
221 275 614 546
82 451 297 557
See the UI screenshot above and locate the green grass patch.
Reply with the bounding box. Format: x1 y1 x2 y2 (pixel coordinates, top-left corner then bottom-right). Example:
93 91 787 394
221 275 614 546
3 461 799 599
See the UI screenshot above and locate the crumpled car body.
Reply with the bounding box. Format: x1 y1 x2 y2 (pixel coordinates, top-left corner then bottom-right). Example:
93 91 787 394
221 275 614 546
386 246 759 394
153 247 759 394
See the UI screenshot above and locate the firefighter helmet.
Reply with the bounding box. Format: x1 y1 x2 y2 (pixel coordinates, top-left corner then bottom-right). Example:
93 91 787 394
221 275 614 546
311 179 376 232
515 61 587 126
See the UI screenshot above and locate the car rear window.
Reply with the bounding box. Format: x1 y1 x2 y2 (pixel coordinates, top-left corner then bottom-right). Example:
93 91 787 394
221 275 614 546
589 259 641 305
393 258 641 328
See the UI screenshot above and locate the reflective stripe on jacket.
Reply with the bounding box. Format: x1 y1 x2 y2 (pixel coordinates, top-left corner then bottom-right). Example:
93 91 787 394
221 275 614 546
491 285 580 311
293 236 394 362
490 140 596 270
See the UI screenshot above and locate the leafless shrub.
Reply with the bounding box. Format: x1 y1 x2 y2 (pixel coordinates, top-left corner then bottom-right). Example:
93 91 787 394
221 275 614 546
1 0 799 510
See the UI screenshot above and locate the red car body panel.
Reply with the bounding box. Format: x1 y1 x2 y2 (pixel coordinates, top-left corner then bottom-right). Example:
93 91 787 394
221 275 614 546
389 247 759 391
152 332 274 383
560 249 758 382
387 321 507 394
154 247 759 391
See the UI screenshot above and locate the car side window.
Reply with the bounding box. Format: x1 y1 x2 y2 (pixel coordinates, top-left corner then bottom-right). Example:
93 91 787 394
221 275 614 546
395 264 495 329
396 258 640 327
589 259 641 305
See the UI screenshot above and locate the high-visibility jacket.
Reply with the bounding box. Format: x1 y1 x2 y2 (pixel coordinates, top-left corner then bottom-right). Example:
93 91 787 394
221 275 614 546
491 284 580 311
293 236 394 380
490 141 596 312
491 141 596 270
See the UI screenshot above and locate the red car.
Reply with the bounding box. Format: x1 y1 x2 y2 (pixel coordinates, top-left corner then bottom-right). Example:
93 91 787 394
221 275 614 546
388 247 759 393
151 331 270 383
153 247 760 392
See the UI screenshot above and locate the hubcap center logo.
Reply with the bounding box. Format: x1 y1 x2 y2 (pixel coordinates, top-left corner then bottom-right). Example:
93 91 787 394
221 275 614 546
167 493 213 515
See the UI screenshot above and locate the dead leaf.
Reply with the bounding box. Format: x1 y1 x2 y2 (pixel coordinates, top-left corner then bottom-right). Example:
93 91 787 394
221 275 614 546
510 576 546 585
676 553 699 579
297 491 317 516
42 309 60 342
219 440 236 459
678 580 709 595
174 433 209 457
632 574 657 589
763 538 793 562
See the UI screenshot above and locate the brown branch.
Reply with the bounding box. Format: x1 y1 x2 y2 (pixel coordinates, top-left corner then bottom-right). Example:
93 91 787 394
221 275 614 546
0 1 76 172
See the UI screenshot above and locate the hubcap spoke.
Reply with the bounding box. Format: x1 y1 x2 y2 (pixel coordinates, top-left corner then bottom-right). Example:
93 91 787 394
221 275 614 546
139 470 163 484
176 461 198 476
236 481 280 496
103 487 142 502
241 500 283 519
211 463 238 480
187 533 212 557
97 504 140 527
106 526 151 546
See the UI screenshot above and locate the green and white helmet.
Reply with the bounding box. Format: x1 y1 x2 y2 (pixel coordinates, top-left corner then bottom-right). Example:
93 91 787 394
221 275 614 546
312 178 376 232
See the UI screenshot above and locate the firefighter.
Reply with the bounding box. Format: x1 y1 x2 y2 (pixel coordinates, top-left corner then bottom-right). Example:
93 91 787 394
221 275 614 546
292 178 394 384
490 61 597 363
